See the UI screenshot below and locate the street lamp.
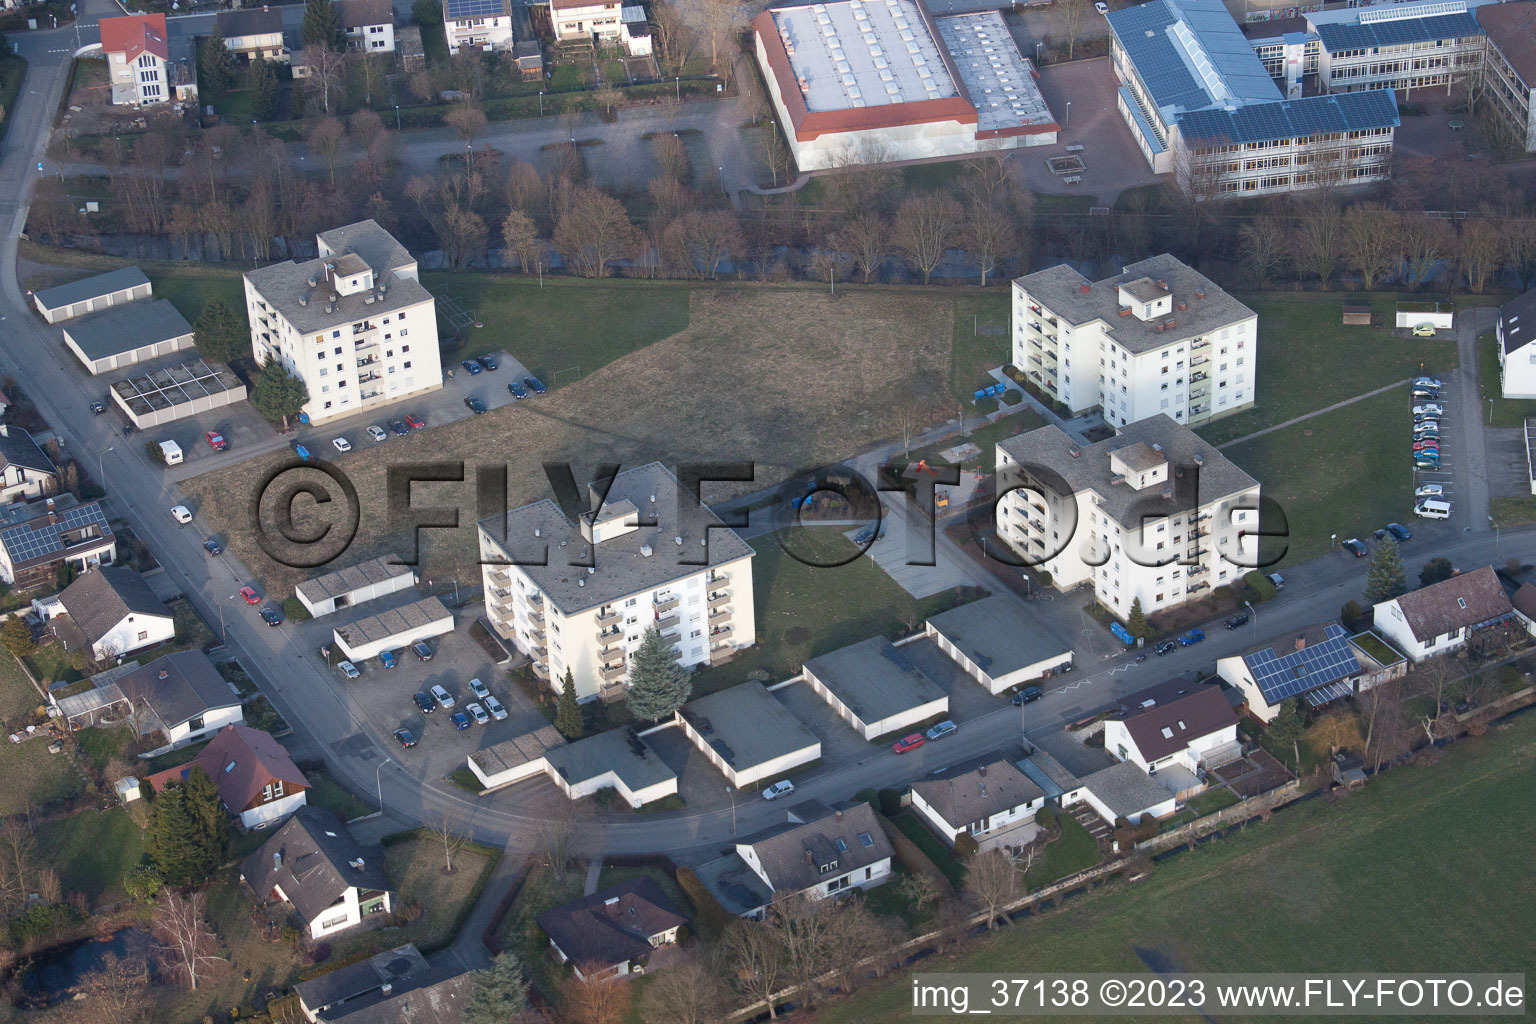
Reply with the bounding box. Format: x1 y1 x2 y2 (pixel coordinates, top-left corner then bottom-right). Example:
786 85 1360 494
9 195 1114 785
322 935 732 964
1490 515 1500 558
376 757 393 811
725 785 736 835
96 446 113 480
1064 101 1071 128
1244 600 1256 644
539 90 544 117
394 104 401 131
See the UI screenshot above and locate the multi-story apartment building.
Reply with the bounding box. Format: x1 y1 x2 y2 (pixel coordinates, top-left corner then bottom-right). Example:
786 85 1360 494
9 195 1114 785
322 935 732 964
995 416 1260 621
1012 255 1257 431
479 463 757 702
100 14 196 106
1311 0 1484 96
1477 1 1536 153
242 221 441 427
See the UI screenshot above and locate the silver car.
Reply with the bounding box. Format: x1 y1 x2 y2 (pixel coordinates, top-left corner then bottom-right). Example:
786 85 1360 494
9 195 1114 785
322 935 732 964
468 677 490 700
337 661 360 680
484 694 508 720
466 703 489 725
761 779 795 801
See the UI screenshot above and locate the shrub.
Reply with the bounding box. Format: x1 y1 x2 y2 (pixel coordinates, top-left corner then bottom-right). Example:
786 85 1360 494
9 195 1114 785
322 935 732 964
1244 571 1277 602
123 864 163 904
854 787 879 809
975 396 999 415
676 866 733 936
1035 806 1056 829
873 811 953 892
953 832 979 857
1003 389 1023 406
877 788 903 817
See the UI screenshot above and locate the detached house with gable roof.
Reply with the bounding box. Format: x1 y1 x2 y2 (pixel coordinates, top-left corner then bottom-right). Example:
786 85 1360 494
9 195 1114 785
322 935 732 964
1102 679 1239 794
1497 288 1536 399
100 14 191 106
1372 565 1517 662
537 877 687 980
146 724 310 829
910 756 1046 851
0 426 58 504
57 566 174 661
242 806 394 939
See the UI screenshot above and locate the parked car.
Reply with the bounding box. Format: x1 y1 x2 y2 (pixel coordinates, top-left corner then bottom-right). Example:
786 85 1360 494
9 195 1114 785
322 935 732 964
1387 522 1412 541
338 660 361 680
1413 376 1444 389
389 420 410 436
926 720 957 741
460 359 483 376
524 376 547 395
1413 440 1440 452
1095 0 1109 11
1414 457 1441 469
1341 538 1368 557
468 677 490 700
291 442 312 462
379 650 398 669
260 606 283 626
1412 430 1440 443
430 684 455 709
1411 324 1437 337
464 396 487 415
1412 389 1440 401
411 641 433 661
393 728 417 749
203 538 224 555
485 694 508 720
507 381 528 400
1415 484 1445 499
1012 685 1043 705
367 425 388 442
1178 628 1206 646
332 437 352 453
171 505 193 524
1413 404 1444 417
413 691 436 714
205 431 229 452
477 355 498 371
239 586 260 604
405 414 425 430
1225 613 1249 630
892 733 926 754
762 779 795 801
466 703 490 725
450 711 471 731
90 401 106 415
1266 573 1285 590
1155 640 1177 655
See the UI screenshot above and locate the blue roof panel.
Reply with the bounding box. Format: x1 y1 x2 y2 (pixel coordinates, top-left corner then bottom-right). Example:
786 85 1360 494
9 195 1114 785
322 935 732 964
1177 88 1399 144
1242 624 1364 705
1108 0 1281 116
1315 11 1481 51
443 0 506 19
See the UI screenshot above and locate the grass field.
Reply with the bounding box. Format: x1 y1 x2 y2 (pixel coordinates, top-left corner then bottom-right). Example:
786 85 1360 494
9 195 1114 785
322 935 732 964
1225 389 1413 568
0 655 84 816
305 770 375 822
37 806 146 906
372 834 495 952
1477 331 1536 429
814 711 1536 1024
1020 814 1102 891
1196 292 1463 447
951 291 1012 406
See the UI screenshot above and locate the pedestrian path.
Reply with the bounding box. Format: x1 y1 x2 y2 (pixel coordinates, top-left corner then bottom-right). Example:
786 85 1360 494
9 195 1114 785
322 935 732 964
1216 379 1409 450
583 858 602 896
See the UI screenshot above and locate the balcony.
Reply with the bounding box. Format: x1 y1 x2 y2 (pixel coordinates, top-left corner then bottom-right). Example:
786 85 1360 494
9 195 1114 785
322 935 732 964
531 662 549 680
1030 519 1046 533
526 591 542 605
653 595 680 613
595 609 620 627
1188 565 1208 576
596 627 622 646
359 372 381 385
708 608 730 623
1190 336 1211 350
655 614 680 631
1189 388 1208 401
600 663 627 682
357 356 379 368
1190 355 1209 367
599 681 627 703
709 624 734 639
490 586 511 600
354 337 379 352
707 571 730 587
351 321 377 335
707 592 730 609
1190 371 1207 384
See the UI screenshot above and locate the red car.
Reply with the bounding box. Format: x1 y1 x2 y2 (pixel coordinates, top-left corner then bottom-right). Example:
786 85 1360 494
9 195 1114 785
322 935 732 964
239 586 260 605
205 431 229 452
892 733 926 754
1412 440 1440 453
405 414 425 430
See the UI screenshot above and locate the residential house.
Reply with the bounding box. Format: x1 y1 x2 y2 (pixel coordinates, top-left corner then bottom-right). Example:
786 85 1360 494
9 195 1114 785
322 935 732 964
910 757 1046 850
217 6 289 63
117 650 244 745
1371 566 1516 662
996 415 1260 622
57 567 175 661
536 877 686 980
100 14 193 106
1102 679 1239 796
1066 761 1177 824
0 495 115 591
146 724 310 829
1510 581 1536 637
1497 288 1536 399
1478 1 1536 154
551 0 623 45
243 220 442 426
442 0 514 54
337 0 396 52
1216 623 1408 722
478 462 756 702
620 6 652 55
241 806 394 940
294 944 472 1023
0 426 58 504
694 801 893 919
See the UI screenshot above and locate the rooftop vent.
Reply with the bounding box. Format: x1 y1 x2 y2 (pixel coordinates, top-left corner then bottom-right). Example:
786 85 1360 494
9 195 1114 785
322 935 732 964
1192 453 1205 466
578 579 585 587
1195 289 1206 300
1151 443 1163 451
1160 488 1173 500
325 305 334 314
330 293 338 303
1164 320 1176 330
364 295 375 305
587 567 595 575
381 983 392 997
159 669 169 679
640 544 654 558
1068 446 1082 458
307 277 317 287
650 494 657 503
298 297 308 306
534 527 541 538
272 851 282 869
349 858 365 870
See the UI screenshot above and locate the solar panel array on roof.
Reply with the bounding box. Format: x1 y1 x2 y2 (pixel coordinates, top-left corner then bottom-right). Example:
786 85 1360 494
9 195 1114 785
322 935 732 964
1108 0 1280 116
443 0 504 19
1314 10 1480 51
1243 624 1363 704
0 503 110 565
1176 87 1398 144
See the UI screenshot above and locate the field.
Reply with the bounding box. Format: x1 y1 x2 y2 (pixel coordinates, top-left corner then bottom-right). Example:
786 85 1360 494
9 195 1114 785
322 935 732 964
36 805 146 907
1226 389 1414 567
183 287 961 597
0 654 85 816
814 711 1536 1024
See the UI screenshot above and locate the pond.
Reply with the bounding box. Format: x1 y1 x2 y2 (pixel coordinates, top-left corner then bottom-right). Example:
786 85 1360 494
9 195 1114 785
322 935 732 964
13 927 151 1007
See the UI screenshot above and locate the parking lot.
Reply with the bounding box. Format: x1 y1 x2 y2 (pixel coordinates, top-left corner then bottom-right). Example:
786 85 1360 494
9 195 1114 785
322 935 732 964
1409 376 1455 535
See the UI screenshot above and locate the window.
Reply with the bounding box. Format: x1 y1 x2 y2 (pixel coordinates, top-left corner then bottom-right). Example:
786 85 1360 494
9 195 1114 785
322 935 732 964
187 715 205 732
137 630 149 641
403 361 412 369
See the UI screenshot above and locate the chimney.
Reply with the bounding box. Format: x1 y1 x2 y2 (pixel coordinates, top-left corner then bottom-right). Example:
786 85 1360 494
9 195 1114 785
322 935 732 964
1079 284 1090 294
381 983 392 997
159 669 169 679
805 850 813 865
835 809 843 821
1294 635 1306 652
1178 302 1187 311
1068 446 1082 459
1195 289 1206 300
978 764 987 777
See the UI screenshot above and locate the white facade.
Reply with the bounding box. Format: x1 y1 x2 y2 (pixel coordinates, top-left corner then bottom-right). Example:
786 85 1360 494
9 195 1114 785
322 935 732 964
801 668 946 740
91 609 176 662
1373 600 1465 661
910 783 1043 848
331 600 454 662
1066 782 1176 825
444 0 514 55
346 21 396 52
735 843 891 901
238 788 308 830
0 465 56 504
1102 716 1237 774
108 49 170 106
163 703 244 746
284 882 392 941
552 0 623 42
923 623 1070 695
295 557 416 618
1499 295 1536 399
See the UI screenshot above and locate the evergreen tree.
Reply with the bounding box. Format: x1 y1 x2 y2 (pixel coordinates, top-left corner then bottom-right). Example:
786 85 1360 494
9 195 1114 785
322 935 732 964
1 616 35 657
624 627 691 722
194 299 248 365
251 360 310 429
554 669 584 739
1125 597 1148 639
1363 538 1409 604
182 767 229 872
250 59 280 122
301 0 345 49
464 952 529 1024
199 30 235 95
1419 556 1455 589
150 769 229 887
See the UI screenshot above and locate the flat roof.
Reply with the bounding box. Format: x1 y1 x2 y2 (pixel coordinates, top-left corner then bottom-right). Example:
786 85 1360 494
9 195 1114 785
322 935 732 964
469 724 567 776
110 358 245 415
936 12 1054 135
33 267 150 312
925 594 1067 677
332 595 451 648
63 300 191 360
680 681 820 770
296 555 413 604
803 635 947 725
769 0 958 112
544 727 677 793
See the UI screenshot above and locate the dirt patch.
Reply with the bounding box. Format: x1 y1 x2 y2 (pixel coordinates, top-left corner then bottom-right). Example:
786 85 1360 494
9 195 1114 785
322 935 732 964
182 287 955 596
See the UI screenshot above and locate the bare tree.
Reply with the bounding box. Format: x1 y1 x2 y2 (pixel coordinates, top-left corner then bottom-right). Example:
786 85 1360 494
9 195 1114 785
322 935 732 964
348 108 386 150
931 895 974 951
500 210 543 273
1456 215 1508 293
352 50 386 107
36 865 61 905
1341 203 1399 290
562 967 633 1024
1238 215 1287 288
896 870 944 913
1402 213 1452 286
826 897 899 988
684 0 744 74
893 192 962 285
300 44 348 115
651 0 695 76
1292 197 1342 284
720 917 786 1019
834 212 890 284
652 131 691 184
554 187 637 277
963 847 1019 930
434 811 470 873
446 102 488 173
754 118 794 189
153 891 227 991
80 951 148 1024
539 799 574 882
767 891 839 999
964 196 1018 286
640 949 726 1024
504 160 546 222
1058 0 1091 59
667 209 742 279
306 116 346 186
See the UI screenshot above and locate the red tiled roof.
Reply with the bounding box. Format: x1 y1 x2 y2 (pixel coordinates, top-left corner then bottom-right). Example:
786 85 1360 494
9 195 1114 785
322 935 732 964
100 14 169 63
146 724 308 812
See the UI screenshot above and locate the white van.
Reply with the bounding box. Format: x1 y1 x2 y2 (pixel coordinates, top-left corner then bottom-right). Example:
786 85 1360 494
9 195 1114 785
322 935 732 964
158 440 183 466
1414 499 1451 520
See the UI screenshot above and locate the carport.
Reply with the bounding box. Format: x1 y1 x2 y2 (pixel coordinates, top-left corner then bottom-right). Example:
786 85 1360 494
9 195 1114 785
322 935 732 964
331 595 453 662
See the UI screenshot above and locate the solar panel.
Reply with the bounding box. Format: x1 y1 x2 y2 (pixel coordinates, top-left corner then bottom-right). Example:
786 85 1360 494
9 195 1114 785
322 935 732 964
0 503 110 565
1244 625 1362 704
444 0 504 19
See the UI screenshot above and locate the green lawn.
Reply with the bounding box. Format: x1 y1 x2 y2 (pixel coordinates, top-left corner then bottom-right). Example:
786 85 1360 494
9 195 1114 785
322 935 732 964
1020 814 1102 891
305 771 374 822
1477 331 1536 428
951 291 1011 405
421 274 692 387
814 711 1536 1023
144 270 247 325
1491 496 1536 527
1196 292 1463 447
371 834 496 953
1225 389 1412 568
692 528 981 693
0 651 44 719
24 643 84 686
1185 786 1240 817
76 724 131 771
0 54 27 144
36 806 147 907
0 655 85 816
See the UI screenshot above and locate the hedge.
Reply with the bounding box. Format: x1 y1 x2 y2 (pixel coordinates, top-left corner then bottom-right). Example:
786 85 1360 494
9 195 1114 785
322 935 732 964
676 865 734 937
877 788 903 818
872 809 954 893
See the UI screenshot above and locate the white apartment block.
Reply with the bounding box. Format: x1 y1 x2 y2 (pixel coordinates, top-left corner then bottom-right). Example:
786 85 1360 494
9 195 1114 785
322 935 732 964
1478 1 1536 153
1012 255 1257 431
996 416 1261 621
443 0 514 54
338 0 397 53
243 221 441 427
478 463 757 702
